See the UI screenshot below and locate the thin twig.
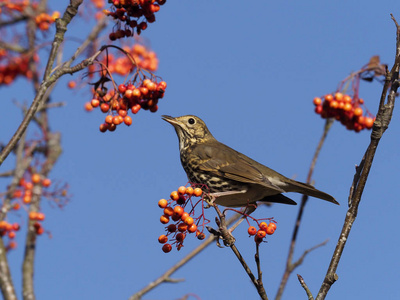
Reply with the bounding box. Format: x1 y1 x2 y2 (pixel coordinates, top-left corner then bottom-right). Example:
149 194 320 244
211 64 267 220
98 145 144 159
297 274 314 300
276 119 333 300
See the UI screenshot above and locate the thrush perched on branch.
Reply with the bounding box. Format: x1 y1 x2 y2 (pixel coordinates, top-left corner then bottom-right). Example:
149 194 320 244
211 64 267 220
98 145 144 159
162 115 338 208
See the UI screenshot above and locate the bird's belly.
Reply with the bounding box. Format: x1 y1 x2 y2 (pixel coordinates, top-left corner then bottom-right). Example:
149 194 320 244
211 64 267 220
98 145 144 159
213 184 279 207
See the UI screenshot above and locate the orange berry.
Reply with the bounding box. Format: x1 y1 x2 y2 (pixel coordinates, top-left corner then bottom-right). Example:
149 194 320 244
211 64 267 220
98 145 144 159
160 215 170 224
343 95 352 103
42 178 51 187
8 231 16 239
31 173 41 184
170 191 179 201
248 226 257 236
162 243 172 253
358 98 364 104
12 223 20 231
163 207 174 216
24 182 33 190
325 94 334 102
177 186 186 195
178 223 188 232
13 203 21 210
334 92 343 101
259 222 268 231
185 186 194 196
266 226 275 235
84 102 93 111
353 107 363 117
158 235 168 244
188 223 197 233
131 104 141 114
100 103 110 113
268 223 277 231
29 212 38 220
184 217 194 226
23 195 31 204
313 97 322 106
343 103 352 112
36 212 45 221
181 212 190 222
91 99 100 107
124 116 132 126
193 188 202 197
158 199 168 208
364 117 374 129
256 230 266 239
105 115 113 124
0 221 7 229
330 100 338 109
67 81 76 89
173 206 184 216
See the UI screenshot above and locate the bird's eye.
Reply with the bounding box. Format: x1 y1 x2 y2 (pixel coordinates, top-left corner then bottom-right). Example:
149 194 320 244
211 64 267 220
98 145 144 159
188 118 195 125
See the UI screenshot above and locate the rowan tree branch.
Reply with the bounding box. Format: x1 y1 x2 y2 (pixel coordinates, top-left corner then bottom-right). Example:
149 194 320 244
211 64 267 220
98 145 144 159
316 14 399 300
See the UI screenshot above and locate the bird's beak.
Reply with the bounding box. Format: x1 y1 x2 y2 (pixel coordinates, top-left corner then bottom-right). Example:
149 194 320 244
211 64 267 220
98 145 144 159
162 115 180 127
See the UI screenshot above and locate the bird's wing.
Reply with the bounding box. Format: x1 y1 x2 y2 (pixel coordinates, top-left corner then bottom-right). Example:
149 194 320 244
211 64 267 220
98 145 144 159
192 143 286 193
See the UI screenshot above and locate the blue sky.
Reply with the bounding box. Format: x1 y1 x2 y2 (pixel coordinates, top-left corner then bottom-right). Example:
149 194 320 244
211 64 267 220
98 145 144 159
1 1 400 299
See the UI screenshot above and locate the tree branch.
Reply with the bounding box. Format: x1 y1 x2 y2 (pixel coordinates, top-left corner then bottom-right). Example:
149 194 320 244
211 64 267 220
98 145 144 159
316 14 399 300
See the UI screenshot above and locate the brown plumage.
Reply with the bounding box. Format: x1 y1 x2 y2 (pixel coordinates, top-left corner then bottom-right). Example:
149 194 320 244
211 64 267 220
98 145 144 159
162 115 338 207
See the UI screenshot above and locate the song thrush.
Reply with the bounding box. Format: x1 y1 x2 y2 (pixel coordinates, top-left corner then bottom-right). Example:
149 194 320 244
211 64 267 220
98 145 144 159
162 115 338 207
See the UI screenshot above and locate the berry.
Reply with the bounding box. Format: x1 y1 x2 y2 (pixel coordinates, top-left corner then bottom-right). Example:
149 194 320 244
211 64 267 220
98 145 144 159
158 235 168 244
158 199 168 208
162 243 172 253
248 226 257 236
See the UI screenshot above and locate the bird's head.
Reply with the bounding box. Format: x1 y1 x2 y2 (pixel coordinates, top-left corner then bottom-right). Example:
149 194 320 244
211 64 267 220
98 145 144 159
162 115 214 150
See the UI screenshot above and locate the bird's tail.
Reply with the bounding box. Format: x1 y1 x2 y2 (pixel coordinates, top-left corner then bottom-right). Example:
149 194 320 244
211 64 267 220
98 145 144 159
287 180 339 205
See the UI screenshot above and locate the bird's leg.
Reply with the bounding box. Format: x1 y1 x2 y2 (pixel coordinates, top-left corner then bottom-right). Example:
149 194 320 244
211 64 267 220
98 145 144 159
204 190 246 207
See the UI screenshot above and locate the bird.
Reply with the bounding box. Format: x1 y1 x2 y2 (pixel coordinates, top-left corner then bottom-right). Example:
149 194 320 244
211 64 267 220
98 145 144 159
162 115 338 208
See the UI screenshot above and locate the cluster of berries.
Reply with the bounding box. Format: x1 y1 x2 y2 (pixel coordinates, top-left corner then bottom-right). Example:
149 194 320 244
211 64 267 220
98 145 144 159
247 221 277 244
313 93 375 132
35 11 60 31
105 0 166 39
0 0 28 14
0 220 20 250
13 174 52 205
86 78 167 132
158 186 207 253
105 44 159 74
0 51 37 85
29 211 46 235
13 173 51 205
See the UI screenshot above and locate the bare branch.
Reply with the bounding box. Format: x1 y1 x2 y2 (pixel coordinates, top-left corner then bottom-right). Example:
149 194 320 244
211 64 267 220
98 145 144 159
297 274 314 300
276 119 333 300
